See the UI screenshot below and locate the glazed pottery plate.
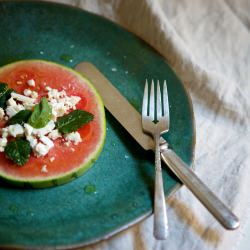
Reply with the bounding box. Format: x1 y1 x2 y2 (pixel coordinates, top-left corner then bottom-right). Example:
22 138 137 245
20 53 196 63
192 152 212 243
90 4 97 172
0 1 195 249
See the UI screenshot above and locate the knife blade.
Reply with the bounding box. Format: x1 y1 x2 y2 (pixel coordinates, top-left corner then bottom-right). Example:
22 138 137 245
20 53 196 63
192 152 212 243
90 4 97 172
75 62 239 230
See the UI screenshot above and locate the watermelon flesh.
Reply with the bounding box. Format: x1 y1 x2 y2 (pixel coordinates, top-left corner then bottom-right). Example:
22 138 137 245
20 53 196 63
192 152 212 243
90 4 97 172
0 60 106 188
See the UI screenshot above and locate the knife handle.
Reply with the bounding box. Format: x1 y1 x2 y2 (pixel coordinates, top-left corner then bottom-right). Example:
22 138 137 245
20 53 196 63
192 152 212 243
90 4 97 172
161 148 240 230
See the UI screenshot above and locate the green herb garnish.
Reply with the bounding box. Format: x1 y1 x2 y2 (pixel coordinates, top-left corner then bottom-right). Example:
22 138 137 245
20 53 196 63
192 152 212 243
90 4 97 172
28 97 52 128
4 138 32 166
0 83 13 108
56 109 94 134
7 110 32 125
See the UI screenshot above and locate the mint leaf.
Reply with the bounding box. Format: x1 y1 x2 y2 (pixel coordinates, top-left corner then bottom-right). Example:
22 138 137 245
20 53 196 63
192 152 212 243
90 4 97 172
28 97 52 128
4 138 32 166
7 110 32 125
0 83 13 108
56 109 94 134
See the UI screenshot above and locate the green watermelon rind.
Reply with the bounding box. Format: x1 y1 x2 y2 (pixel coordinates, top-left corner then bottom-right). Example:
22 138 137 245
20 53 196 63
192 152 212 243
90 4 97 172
0 59 106 188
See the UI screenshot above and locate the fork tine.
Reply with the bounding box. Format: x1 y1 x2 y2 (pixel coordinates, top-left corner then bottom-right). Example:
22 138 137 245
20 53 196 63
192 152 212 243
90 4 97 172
142 79 149 117
149 80 155 121
163 80 169 122
156 80 162 120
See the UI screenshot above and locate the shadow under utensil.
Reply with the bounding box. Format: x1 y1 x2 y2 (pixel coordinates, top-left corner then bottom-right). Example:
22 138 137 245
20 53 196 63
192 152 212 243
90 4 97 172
167 196 222 246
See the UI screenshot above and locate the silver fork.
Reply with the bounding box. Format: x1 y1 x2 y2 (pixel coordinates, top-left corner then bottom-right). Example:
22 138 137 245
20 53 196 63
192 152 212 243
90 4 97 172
142 79 169 240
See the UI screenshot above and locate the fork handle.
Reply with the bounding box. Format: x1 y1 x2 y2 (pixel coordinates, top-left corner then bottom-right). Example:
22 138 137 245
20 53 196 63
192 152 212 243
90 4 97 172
161 148 240 230
154 135 168 240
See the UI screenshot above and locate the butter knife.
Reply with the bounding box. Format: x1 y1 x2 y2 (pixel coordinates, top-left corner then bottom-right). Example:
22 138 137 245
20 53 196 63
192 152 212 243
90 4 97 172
75 62 239 230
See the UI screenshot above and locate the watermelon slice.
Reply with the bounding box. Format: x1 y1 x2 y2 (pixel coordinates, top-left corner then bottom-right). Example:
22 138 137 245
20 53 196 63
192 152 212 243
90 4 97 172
0 60 106 188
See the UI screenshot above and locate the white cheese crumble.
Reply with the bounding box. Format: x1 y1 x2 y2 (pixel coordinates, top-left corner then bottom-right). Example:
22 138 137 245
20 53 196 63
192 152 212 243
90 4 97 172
24 123 33 136
8 124 24 137
1 128 8 138
50 156 55 162
5 92 36 118
0 137 7 152
0 108 4 120
23 89 32 96
35 143 50 157
40 136 54 149
27 79 35 87
48 129 61 140
41 165 48 173
6 104 25 118
7 97 17 106
1 84 83 160
64 132 82 145
31 91 38 99
26 135 38 149
46 87 81 119
11 92 35 104
23 89 38 99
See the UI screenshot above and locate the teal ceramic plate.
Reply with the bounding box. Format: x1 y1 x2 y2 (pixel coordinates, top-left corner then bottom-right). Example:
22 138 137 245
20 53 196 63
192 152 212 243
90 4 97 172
0 1 195 249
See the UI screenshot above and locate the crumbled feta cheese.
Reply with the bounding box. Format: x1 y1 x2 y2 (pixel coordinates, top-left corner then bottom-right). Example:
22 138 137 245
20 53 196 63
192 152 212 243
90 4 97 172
0 138 7 152
23 89 32 96
64 132 82 145
34 143 50 157
26 135 38 149
50 157 55 162
33 121 55 137
24 123 34 136
41 165 48 173
0 137 7 147
7 97 17 106
69 96 81 108
48 129 61 140
51 102 68 118
31 91 38 99
8 124 24 137
11 92 35 103
23 103 35 110
0 85 83 161
1 128 8 138
27 79 35 87
40 136 54 149
23 89 38 100
46 88 81 119
6 104 25 118
0 108 4 119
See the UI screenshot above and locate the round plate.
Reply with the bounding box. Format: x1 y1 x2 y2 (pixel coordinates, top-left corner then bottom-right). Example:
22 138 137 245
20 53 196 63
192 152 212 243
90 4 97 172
0 1 195 249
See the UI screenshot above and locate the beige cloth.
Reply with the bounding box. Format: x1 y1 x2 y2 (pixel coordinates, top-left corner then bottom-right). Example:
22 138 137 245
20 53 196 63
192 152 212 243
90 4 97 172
52 1 250 249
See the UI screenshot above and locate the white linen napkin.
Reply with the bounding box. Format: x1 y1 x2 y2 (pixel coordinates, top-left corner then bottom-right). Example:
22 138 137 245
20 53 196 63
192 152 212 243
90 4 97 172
52 1 250 249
